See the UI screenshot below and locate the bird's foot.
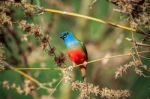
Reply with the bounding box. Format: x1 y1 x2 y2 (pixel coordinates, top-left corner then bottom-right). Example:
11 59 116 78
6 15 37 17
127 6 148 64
83 61 87 66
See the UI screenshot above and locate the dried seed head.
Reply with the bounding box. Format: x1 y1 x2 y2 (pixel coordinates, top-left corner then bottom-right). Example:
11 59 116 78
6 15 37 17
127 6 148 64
54 52 66 66
42 35 49 44
48 47 56 56
110 0 150 29
25 26 32 32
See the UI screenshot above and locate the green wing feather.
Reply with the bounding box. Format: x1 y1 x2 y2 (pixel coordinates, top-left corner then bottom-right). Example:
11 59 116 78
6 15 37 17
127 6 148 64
81 42 88 61
74 35 88 61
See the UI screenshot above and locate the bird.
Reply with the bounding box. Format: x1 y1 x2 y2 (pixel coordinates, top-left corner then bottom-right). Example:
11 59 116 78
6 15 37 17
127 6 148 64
60 32 88 81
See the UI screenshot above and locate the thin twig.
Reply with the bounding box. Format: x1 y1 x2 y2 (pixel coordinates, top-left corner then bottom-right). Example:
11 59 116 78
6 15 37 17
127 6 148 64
49 78 63 96
3 61 40 85
126 38 150 48
44 8 136 32
28 4 136 32
139 55 150 61
2 61 52 92
15 51 150 70
131 31 143 64
16 67 62 70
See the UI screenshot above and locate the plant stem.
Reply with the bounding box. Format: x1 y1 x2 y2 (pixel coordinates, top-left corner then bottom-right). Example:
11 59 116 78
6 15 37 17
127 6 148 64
44 8 136 32
3 61 51 92
15 51 150 70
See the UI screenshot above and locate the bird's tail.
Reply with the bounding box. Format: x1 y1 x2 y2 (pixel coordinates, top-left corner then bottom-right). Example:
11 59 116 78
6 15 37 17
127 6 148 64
80 64 89 98
80 65 86 82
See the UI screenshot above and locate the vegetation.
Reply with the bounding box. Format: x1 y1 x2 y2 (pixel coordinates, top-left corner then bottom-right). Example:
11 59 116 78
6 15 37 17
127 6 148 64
0 0 150 99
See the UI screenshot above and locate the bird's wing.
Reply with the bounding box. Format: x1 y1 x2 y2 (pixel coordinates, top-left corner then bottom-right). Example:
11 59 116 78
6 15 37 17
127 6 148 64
73 35 88 61
81 42 88 61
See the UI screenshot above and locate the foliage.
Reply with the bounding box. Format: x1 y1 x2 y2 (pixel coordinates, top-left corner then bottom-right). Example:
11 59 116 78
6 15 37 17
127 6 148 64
0 0 150 99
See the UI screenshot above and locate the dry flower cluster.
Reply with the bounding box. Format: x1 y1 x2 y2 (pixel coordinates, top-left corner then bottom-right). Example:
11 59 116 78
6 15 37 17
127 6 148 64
110 0 150 79
1 80 35 95
0 0 14 26
0 0 65 98
71 81 130 99
19 20 41 37
0 0 66 67
110 0 150 30
0 43 5 71
115 60 146 78
19 19 66 66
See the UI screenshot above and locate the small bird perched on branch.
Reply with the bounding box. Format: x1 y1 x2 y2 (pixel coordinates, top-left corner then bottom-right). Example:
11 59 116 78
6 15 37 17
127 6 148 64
60 32 88 81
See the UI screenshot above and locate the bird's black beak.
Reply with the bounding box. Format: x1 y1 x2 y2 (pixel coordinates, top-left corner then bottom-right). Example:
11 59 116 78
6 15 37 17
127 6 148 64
60 36 64 40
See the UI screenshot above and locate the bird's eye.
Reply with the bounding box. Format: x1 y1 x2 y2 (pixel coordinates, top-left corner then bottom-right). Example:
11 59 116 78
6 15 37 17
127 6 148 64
64 33 68 37
64 35 66 38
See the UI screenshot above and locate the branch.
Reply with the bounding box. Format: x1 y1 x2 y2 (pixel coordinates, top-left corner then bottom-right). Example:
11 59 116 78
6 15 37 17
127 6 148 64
43 8 136 32
27 4 136 32
126 38 150 48
2 61 52 92
15 51 150 70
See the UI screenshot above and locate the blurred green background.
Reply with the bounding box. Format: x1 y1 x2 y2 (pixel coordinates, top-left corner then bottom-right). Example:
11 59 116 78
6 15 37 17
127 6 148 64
0 0 150 99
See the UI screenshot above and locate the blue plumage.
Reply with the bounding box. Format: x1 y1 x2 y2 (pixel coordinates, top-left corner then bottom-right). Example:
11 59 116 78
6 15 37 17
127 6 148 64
60 32 80 48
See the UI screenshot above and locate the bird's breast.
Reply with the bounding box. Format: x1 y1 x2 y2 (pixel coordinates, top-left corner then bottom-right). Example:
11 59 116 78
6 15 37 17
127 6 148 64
67 48 86 64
